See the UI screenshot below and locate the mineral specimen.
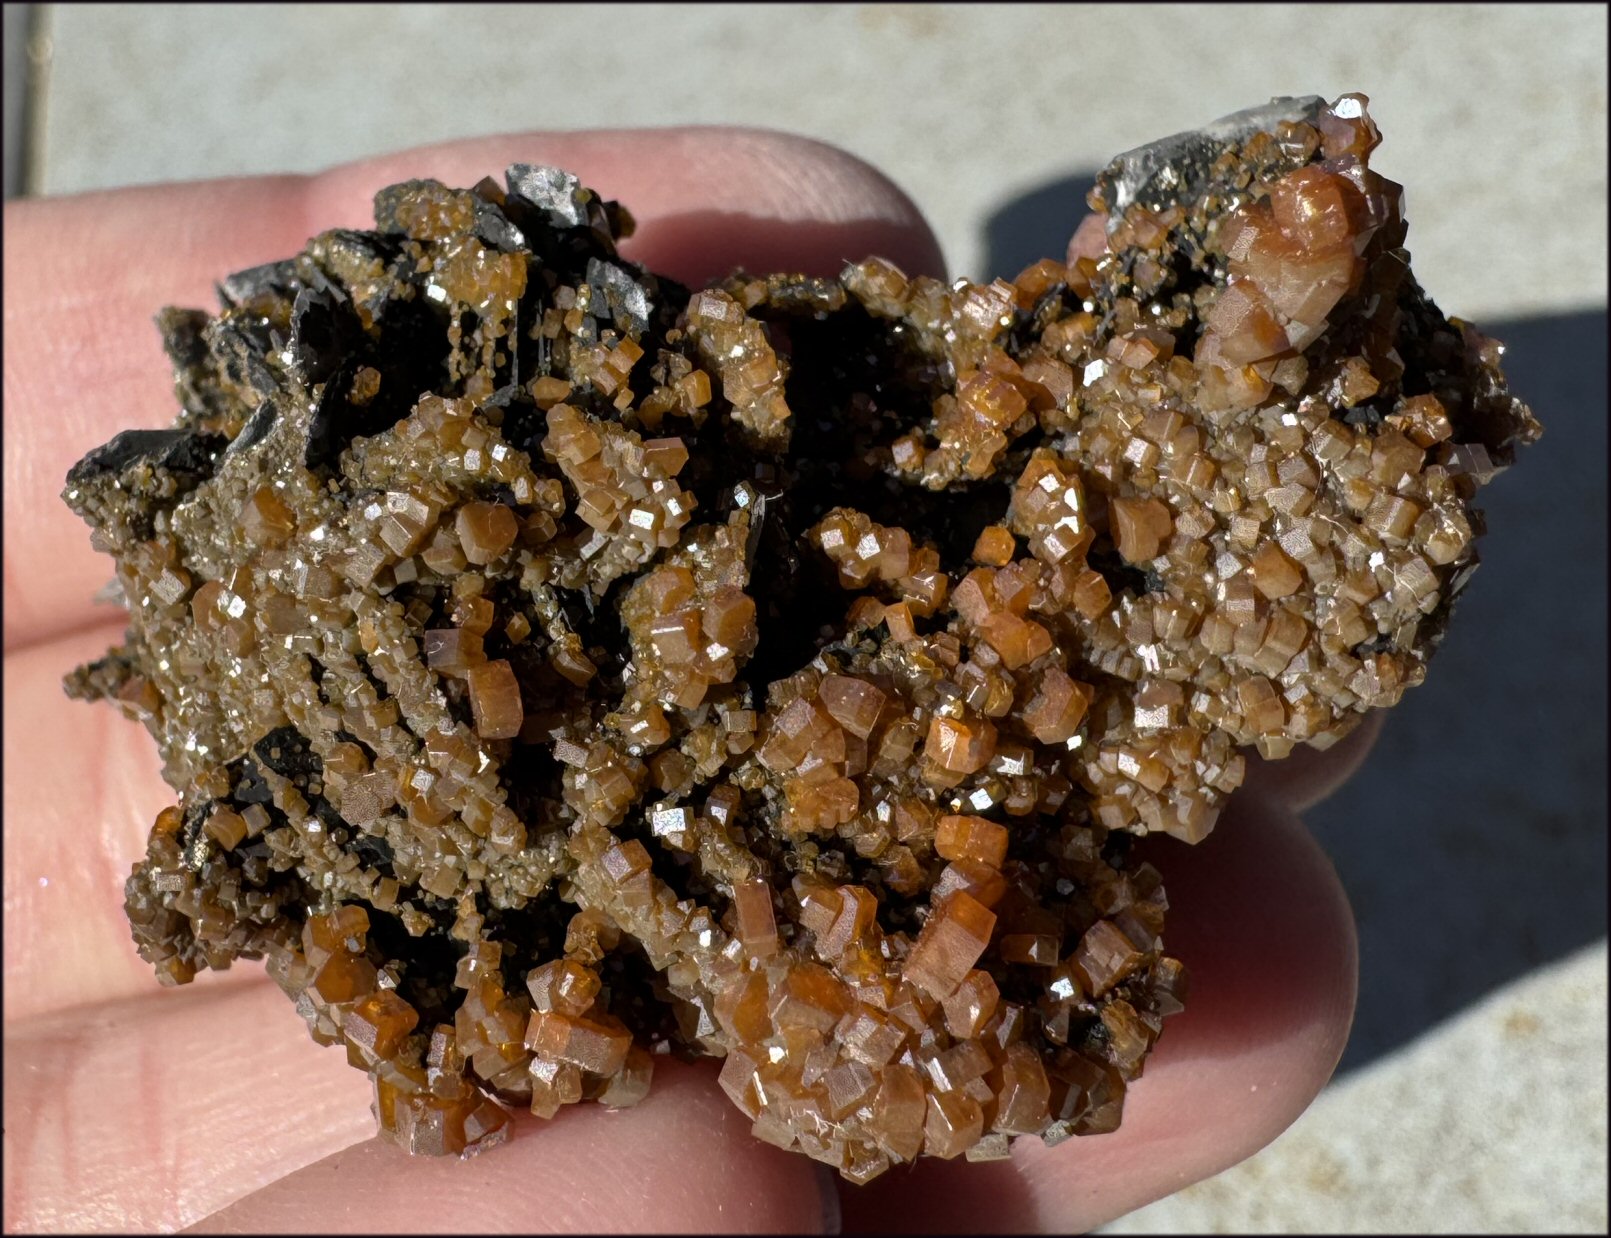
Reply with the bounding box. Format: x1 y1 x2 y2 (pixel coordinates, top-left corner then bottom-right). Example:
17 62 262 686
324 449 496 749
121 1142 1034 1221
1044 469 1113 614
64 94 1539 1178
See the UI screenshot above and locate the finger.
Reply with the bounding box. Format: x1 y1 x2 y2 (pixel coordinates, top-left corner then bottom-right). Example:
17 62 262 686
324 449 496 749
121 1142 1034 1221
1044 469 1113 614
1 982 375 1233
6 640 827 1234
4 127 945 652
3 628 266 1020
188 1059 831 1235
1238 709 1386 812
839 791 1357 1233
7 644 832 1235
315 127 943 287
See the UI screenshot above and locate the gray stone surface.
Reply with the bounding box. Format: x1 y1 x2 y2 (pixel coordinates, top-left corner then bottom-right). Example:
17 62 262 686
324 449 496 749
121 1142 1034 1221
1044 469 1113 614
1105 942 1609 1234
2 4 32 198
11 4 1608 1231
24 4 1611 319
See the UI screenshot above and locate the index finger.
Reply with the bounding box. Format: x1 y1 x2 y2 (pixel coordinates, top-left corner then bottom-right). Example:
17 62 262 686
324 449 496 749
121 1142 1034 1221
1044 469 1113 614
2 127 943 652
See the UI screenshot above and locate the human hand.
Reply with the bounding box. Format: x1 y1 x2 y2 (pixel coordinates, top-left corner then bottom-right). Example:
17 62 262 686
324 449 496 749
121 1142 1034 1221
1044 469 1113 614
2 128 1379 1233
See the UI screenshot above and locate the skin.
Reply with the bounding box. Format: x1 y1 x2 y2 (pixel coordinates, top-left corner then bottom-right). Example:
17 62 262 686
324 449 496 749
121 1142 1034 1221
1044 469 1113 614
2 127 1380 1234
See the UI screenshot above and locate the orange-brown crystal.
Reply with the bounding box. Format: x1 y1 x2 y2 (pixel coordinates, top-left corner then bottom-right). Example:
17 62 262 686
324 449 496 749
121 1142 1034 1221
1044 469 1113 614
467 660 523 740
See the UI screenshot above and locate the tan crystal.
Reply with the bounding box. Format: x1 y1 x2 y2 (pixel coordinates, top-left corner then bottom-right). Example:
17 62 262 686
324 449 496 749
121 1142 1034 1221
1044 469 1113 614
1249 542 1304 599
904 891 997 999
1109 497 1174 564
732 878 780 959
941 968 1001 1039
455 501 519 565
467 660 523 739
924 1090 985 1159
924 716 997 776
818 674 887 739
240 486 295 547
935 815 1009 869
1071 919 1147 996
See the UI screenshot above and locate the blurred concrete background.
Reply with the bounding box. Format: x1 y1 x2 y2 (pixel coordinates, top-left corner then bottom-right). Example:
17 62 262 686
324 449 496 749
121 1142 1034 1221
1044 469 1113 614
5 3 1606 1232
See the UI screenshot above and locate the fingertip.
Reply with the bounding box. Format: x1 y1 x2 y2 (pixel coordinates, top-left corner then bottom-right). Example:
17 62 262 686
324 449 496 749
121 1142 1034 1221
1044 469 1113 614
630 126 946 285
1141 791 1358 1082
306 126 947 287
188 1059 832 1235
1023 794 1357 1228
1239 709 1387 813
840 794 1356 1234
629 206 941 293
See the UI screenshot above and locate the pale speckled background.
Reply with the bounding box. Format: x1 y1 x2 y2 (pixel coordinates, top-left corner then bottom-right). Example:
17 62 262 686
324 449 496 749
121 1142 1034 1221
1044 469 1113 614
5 3 1607 1232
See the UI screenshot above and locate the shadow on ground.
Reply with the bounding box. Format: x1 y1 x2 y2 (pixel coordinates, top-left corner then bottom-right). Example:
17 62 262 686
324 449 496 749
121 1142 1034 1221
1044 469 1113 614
1312 308 1608 1072
983 171 1101 278
986 173 1610 1075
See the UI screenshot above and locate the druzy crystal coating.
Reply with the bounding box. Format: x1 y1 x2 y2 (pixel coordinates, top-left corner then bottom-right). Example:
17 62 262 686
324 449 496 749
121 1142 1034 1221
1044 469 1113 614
63 95 1538 1177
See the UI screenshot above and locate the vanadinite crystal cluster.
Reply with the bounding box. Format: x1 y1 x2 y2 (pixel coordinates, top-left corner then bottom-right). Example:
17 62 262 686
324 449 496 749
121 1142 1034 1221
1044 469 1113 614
64 95 1538 1179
